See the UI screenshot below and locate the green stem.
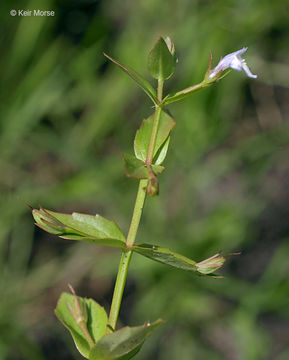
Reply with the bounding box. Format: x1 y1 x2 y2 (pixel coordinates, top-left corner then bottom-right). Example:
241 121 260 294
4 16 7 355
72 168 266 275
106 180 148 333
106 79 164 334
162 80 210 105
126 179 148 247
157 78 164 102
106 249 131 334
145 79 164 165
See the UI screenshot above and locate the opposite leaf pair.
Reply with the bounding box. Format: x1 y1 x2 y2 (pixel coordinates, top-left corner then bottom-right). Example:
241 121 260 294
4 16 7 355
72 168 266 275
104 36 177 106
123 110 175 195
56 288 163 360
32 207 232 277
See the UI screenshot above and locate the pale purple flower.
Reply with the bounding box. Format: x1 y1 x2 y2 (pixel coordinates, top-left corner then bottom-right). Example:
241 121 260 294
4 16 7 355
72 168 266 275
209 47 257 79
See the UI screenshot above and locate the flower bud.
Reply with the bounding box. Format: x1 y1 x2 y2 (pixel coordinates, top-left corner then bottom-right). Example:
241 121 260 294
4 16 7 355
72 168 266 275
195 253 226 275
195 252 240 276
32 207 65 235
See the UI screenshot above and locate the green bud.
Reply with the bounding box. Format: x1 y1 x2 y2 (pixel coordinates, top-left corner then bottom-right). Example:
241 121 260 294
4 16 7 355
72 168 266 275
32 207 65 235
195 252 239 276
195 253 226 275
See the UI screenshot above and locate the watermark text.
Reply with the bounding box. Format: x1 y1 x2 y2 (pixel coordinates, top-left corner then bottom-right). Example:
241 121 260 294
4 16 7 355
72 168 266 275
10 9 55 17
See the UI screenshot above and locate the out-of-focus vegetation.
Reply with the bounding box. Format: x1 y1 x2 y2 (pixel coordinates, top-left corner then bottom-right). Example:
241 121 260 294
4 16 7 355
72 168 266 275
0 0 289 359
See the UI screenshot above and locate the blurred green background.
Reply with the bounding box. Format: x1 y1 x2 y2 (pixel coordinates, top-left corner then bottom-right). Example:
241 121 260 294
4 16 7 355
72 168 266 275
1 0 289 359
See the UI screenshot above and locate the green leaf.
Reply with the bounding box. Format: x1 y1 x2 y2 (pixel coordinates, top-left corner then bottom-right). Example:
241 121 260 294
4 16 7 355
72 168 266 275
55 292 108 359
147 37 177 80
116 345 142 360
132 243 228 277
32 208 126 248
154 136 170 165
122 153 164 179
103 53 158 105
132 243 197 271
122 154 149 179
134 112 175 164
89 319 163 360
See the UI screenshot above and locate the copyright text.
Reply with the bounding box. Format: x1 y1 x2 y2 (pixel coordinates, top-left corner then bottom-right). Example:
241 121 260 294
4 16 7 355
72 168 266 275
10 9 55 17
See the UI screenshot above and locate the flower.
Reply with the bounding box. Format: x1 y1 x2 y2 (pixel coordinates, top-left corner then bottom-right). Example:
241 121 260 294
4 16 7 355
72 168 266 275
209 47 257 79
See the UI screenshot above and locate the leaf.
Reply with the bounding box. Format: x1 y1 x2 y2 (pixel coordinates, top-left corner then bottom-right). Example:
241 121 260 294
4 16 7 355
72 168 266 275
55 292 108 359
132 243 228 277
115 345 142 360
122 153 164 179
132 243 197 271
122 154 149 179
103 53 158 105
134 112 175 164
89 319 164 360
32 208 126 248
154 136 170 165
147 37 177 80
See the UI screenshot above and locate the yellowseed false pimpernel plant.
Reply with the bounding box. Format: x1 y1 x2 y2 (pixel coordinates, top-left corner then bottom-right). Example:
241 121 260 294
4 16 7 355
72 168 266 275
31 37 257 360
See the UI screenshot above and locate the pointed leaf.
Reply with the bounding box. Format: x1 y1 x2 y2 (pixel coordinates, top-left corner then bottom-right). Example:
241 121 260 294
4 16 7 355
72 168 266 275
147 37 177 80
134 112 175 164
89 319 163 360
132 243 228 277
55 292 108 359
122 154 149 179
154 136 170 165
132 243 197 271
122 153 164 179
104 53 158 105
32 208 126 248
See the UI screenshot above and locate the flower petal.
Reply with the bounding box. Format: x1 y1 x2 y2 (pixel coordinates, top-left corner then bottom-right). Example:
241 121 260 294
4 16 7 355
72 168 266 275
208 47 257 80
241 62 258 79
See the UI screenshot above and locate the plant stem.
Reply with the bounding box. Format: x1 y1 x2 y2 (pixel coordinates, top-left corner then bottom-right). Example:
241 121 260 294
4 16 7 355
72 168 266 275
126 179 148 248
157 78 164 102
106 179 148 334
146 79 164 165
105 249 131 334
162 80 210 105
106 79 164 334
